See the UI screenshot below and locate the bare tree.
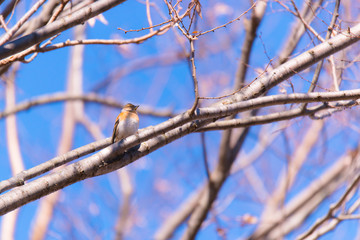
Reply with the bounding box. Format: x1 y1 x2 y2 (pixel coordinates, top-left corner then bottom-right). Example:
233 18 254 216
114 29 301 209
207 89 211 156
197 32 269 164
0 0 360 239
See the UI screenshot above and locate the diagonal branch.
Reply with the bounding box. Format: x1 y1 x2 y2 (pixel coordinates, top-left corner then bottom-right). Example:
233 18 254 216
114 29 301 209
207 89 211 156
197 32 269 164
225 23 360 105
0 0 47 45
0 117 213 215
0 22 360 215
1 89 360 193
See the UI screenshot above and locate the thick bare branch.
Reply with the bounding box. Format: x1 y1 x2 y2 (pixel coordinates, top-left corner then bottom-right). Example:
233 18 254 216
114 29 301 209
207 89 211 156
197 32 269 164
0 138 110 194
0 0 47 46
1 89 360 193
0 117 213 215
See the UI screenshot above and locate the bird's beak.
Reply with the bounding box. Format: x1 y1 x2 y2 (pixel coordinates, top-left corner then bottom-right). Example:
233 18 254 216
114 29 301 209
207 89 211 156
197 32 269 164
135 105 139 110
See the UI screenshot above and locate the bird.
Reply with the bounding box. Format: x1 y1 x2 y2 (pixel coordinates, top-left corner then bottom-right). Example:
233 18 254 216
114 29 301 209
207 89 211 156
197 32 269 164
111 103 139 143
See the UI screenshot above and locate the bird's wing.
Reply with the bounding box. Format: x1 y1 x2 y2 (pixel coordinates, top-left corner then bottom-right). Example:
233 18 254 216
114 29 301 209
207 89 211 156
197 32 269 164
111 117 119 143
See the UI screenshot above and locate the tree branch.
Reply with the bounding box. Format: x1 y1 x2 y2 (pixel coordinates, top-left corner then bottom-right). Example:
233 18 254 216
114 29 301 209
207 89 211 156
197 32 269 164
0 92 175 119
0 0 127 60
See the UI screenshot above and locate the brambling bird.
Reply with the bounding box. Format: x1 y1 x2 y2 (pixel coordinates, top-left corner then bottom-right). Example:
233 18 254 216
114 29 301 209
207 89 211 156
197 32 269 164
111 103 139 143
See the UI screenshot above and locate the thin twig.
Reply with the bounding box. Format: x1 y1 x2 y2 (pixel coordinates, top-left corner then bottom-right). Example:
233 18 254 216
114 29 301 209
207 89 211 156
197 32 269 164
118 19 171 33
0 24 171 66
145 0 154 33
0 15 9 32
188 39 199 115
19 34 60 64
195 2 256 37
300 0 340 111
0 0 20 25
289 0 325 42
164 0 190 35
48 0 71 23
277 0 324 65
